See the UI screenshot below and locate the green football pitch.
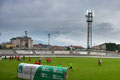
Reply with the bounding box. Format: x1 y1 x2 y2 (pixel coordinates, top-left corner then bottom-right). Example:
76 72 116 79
0 57 120 80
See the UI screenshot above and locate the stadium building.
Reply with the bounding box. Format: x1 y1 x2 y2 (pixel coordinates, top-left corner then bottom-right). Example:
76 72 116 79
10 36 33 48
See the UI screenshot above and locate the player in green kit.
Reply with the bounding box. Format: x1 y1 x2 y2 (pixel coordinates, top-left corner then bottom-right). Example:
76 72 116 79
58 63 61 67
69 63 73 70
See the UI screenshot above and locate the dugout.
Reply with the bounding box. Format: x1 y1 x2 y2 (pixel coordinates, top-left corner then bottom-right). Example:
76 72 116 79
17 63 69 80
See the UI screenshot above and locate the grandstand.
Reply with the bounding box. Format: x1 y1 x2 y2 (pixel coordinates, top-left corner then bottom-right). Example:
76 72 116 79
0 50 120 57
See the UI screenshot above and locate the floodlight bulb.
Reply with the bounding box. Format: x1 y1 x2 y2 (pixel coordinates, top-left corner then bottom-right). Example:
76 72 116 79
89 10 91 13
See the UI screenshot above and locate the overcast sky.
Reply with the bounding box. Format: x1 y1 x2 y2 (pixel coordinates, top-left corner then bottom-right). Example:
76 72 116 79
0 0 120 47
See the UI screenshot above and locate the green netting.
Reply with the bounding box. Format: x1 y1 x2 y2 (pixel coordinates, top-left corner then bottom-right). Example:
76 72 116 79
33 66 41 80
34 65 68 80
18 63 24 73
53 67 67 80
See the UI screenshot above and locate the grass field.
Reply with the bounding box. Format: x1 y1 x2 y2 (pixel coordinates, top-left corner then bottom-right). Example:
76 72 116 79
0 57 120 80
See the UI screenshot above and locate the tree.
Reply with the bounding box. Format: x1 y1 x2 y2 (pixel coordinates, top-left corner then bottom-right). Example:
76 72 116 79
0 45 2 49
106 43 117 51
2 45 7 49
67 47 70 50
9 47 13 49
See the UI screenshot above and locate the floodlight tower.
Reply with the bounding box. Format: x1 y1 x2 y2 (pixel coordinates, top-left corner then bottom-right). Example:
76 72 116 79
24 31 28 48
85 10 94 49
25 31 27 37
48 34 50 49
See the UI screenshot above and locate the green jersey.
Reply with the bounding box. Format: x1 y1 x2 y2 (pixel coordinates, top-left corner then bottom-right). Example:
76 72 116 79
70 63 72 67
58 64 61 67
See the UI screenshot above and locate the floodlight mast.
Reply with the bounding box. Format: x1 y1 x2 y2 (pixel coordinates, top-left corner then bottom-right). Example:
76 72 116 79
48 34 50 50
48 34 50 46
85 10 94 49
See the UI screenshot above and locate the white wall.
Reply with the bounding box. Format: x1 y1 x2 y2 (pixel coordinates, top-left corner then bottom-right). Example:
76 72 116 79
90 52 106 56
16 50 33 54
0 50 14 54
73 51 87 55
54 51 70 54
35 51 52 54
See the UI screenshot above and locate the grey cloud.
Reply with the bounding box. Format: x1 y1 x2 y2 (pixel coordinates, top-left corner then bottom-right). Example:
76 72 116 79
1 0 120 47
93 22 114 35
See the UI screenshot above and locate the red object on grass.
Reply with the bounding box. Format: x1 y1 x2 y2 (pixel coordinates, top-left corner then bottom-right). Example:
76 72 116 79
29 57 31 60
15 56 17 59
18 56 19 59
38 62 41 65
35 61 38 64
